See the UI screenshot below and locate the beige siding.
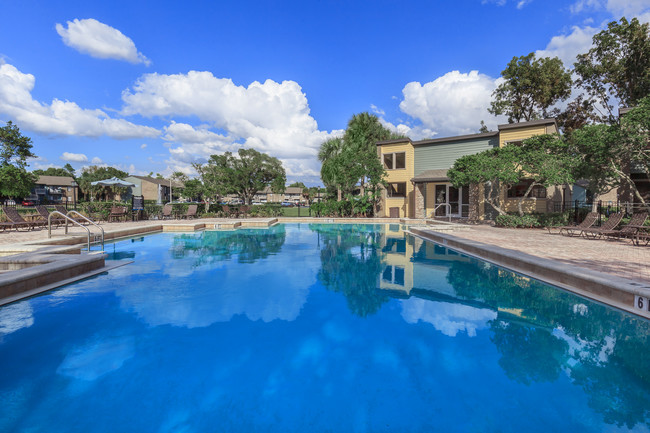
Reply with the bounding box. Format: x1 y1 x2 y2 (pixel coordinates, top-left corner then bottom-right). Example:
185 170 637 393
499 125 548 147
380 142 415 218
503 198 547 213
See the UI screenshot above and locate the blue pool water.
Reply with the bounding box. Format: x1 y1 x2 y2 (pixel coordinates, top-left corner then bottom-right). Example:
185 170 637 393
0 223 649 432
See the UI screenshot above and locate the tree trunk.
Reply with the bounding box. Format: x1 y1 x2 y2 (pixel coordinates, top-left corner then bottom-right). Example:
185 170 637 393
517 181 539 217
485 181 507 216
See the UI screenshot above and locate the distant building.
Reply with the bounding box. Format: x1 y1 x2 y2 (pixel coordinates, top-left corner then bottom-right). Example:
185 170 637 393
27 176 76 204
125 176 184 204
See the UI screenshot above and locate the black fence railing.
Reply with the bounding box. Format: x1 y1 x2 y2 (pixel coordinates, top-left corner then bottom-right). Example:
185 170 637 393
549 200 649 226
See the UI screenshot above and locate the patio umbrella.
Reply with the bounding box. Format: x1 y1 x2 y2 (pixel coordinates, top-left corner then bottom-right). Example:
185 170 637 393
91 177 135 201
91 177 136 187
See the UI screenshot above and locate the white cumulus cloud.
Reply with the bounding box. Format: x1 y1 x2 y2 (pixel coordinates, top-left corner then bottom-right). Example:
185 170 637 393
121 71 342 182
61 152 88 162
397 70 506 137
536 25 598 68
91 157 103 164
0 62 160 139
55 18 150 65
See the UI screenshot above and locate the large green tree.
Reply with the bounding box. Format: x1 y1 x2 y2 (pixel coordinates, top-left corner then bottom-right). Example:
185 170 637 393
449 135 576 216
318 112 401 214
78 166 130 201
33 166 75 178
489 53 573 123
569 97 650 210
196 148 286 205
574 17 650 123
318 136 347 200
0 121 37 200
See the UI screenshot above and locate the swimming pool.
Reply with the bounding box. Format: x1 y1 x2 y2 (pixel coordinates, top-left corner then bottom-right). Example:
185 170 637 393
0 223 649 432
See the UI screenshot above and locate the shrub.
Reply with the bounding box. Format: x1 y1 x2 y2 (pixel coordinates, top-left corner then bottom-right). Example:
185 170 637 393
537 212 570 227
249 204 283 217
495 214 541 228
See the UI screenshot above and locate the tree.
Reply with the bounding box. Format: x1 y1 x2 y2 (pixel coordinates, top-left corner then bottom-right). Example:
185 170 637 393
63 163 75 178
318 137 346 200
574 17 650 123
288 181 306 189
318 112 402 214
479 120 490 133
569 97 650 211
0 121 37 200
556 94 600 136
78 166 129 201
489 53 573 122
448 146 520 216
196 148 286 205
448 135 576 216
302 186 320 206
511 134 577 216
33 167 75 177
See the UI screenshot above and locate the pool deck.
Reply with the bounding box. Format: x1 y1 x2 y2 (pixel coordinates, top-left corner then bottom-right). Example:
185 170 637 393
0 218 649 317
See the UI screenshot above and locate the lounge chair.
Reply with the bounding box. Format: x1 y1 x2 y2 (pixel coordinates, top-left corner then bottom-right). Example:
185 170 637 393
1 206 45 231
580 212 624 239
54 205 90 225
36 205 65 227
555 212 598 237
161 204 173 220
180 204 197 219
602 212 648 241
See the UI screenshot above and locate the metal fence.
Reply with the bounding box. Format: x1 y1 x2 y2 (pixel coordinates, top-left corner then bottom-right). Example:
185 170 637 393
549 200 649 225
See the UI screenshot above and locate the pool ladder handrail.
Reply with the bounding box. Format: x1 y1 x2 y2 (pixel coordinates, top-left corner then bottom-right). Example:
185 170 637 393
48 211 105 251
432 203 452 222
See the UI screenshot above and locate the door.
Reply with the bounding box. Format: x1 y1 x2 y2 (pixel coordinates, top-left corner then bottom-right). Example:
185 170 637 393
434 185 447 217
433 184 467 218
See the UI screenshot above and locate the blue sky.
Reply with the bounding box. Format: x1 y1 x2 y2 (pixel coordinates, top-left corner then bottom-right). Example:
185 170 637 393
1 0 649 185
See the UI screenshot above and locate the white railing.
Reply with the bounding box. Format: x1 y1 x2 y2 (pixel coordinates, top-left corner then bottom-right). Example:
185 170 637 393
48 211 104 251
432 203 452 222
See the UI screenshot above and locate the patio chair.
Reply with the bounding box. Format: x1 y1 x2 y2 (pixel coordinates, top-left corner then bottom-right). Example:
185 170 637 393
238 205 250 218
222 205 237 219
1 206 45 231
580 212 624 239
162 204 174 220
602 212 648 241
555 212 598 237
180 204 198 219
35 205 65 227
108 206 129 222
54 205 90 225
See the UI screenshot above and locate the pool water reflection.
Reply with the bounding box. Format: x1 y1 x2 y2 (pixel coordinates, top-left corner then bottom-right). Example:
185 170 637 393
0 223 648 432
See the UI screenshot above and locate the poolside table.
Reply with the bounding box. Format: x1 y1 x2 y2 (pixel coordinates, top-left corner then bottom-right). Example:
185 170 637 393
626 225 650 246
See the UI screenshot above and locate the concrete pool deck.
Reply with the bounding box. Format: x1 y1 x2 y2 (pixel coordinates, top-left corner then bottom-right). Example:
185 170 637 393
0 218 649 317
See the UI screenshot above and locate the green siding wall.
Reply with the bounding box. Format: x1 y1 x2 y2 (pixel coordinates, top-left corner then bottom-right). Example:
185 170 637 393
414 137 498 174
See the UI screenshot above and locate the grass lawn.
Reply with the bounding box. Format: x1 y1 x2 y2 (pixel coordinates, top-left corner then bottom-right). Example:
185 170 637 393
280 206 312 217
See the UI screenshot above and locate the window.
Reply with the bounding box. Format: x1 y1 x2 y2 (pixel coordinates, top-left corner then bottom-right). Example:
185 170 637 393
382 265 405 286
507 180 547 198
387 182 406 198
383 152 406 169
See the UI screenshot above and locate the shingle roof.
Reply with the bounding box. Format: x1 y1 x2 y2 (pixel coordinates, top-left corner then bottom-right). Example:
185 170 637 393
36 176 75 186
412 131 498 146
411 169 449 183
497 118 557 131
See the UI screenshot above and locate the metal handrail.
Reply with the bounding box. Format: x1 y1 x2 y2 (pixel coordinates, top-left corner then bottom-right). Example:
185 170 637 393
432 203 452 222
48 211 104 251
67 210 104 250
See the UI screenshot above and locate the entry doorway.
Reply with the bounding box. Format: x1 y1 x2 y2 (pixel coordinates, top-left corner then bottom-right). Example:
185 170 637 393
433 184 469 218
